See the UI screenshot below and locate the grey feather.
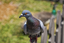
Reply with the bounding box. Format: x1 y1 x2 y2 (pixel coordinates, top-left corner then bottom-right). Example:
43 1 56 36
38 19 45 33
23 21 28 34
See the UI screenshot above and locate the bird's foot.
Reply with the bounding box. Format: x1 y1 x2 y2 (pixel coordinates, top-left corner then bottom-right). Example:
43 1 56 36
29 35 37 43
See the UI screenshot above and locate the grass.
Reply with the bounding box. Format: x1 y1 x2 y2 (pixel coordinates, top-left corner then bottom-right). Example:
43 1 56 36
0 1 62 43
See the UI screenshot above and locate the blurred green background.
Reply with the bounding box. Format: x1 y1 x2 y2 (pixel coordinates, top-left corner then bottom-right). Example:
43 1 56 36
0 0 62 43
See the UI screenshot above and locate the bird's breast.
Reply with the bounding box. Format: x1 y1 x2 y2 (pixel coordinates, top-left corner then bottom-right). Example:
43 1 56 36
27 26 41 35
27 22 40 29
27 17 41 35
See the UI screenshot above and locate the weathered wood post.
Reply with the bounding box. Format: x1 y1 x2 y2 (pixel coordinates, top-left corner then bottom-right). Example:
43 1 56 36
41 27 47 43
61 2 64 43
62 22 64 43
55 10 61 43
48 17 55 43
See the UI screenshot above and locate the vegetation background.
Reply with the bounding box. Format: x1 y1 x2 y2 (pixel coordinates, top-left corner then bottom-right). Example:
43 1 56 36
0 0 62 43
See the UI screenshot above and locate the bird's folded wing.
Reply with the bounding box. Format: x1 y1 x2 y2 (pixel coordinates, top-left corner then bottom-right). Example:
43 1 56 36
38 19 45 32
23 21 28 34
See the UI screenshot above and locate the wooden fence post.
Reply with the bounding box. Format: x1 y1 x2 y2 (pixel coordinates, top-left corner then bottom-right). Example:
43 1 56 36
41 27 47 43
48 17 55 43
55 10 61 43
61 4 64 43
62 22 64 43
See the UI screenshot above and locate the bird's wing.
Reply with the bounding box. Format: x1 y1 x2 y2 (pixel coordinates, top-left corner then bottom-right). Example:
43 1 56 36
38 19 45 33
23 21 28 34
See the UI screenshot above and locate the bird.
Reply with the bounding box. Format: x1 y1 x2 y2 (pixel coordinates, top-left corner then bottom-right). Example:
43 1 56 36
45 4 56 25
51 4 56 18
19 10 45 42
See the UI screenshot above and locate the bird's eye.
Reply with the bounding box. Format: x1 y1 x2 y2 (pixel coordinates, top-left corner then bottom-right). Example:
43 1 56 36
25 13 27 15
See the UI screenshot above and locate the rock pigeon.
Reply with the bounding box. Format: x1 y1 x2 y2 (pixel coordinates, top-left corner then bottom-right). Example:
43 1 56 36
19 10 45 42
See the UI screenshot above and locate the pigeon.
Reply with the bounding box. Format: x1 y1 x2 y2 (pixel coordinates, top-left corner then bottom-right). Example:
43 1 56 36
19 10 45 42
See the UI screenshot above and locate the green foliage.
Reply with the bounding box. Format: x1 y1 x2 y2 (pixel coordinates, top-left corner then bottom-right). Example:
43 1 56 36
18 1 62 13
1 0 25 3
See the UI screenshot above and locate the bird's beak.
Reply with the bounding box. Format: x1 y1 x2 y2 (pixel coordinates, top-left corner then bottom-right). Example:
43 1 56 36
19 14 23 18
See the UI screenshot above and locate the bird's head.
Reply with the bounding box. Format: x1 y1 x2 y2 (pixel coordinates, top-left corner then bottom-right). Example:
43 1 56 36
19 10 32 18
